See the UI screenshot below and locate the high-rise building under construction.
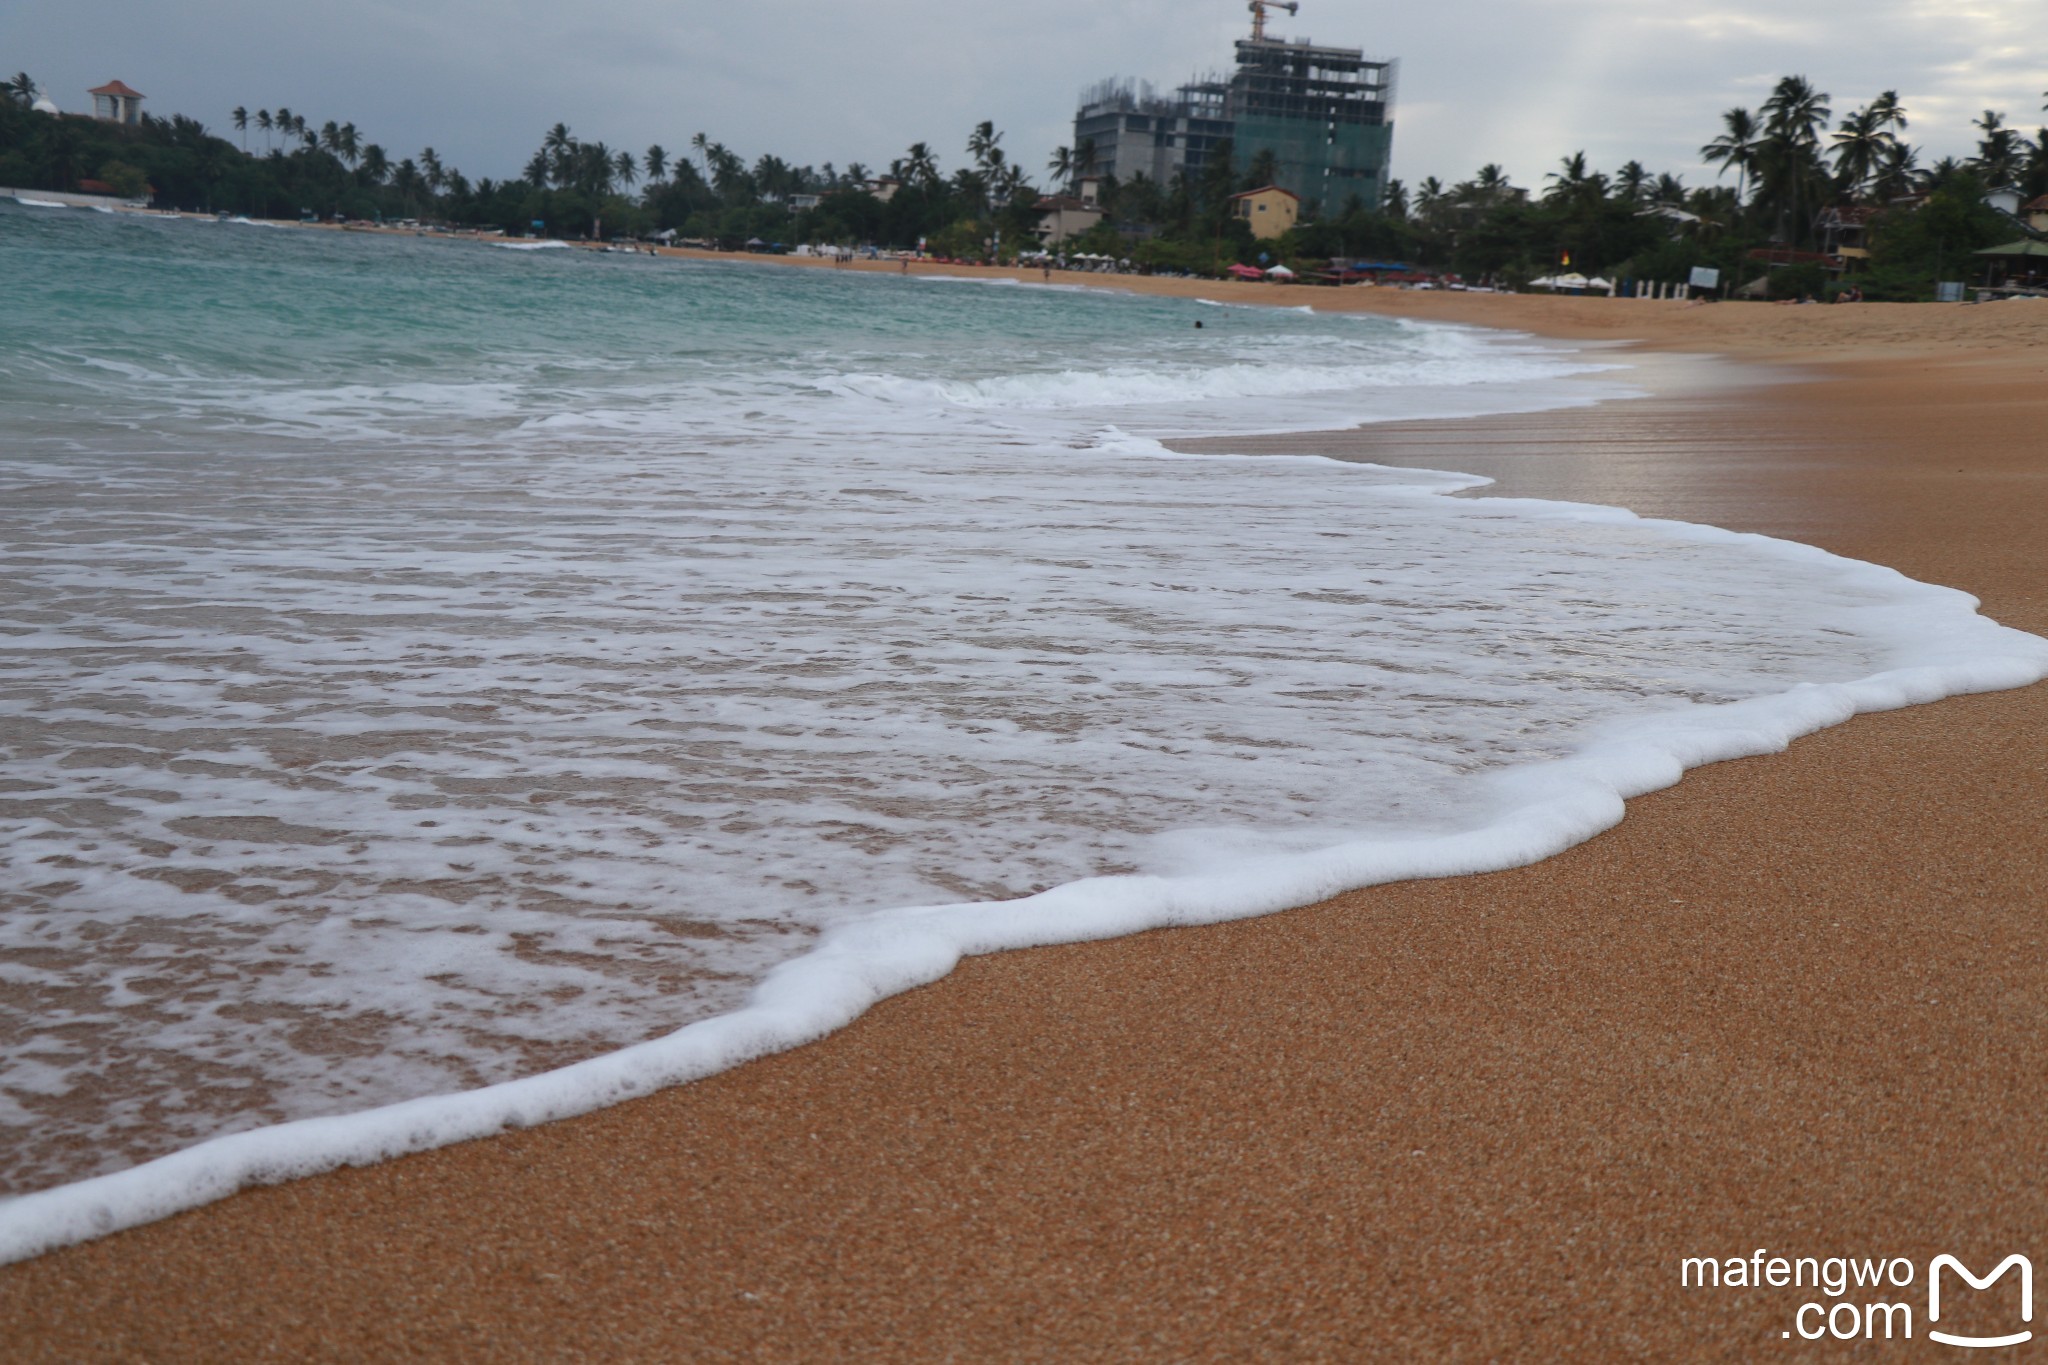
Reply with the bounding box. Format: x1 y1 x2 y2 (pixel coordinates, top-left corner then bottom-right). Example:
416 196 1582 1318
1072 3 1395 213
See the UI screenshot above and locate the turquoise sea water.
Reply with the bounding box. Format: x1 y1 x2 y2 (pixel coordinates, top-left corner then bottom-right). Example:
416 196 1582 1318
5 200 2045 1248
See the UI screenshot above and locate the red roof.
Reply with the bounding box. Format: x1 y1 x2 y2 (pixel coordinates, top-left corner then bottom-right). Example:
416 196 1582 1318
89 80 145 98
2025 194 2048 213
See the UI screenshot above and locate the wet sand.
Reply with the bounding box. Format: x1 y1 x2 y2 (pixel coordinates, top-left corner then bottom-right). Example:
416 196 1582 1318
3 300 2045 1359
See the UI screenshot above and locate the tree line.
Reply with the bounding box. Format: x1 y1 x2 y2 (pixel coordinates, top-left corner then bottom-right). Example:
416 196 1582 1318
4 71 2045 297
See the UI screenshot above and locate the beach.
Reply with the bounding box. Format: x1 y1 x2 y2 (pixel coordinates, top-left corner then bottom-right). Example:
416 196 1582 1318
3 279 2045 1358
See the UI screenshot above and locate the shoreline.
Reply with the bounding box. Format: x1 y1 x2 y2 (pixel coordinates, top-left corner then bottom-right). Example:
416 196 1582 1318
3 286 2045 1356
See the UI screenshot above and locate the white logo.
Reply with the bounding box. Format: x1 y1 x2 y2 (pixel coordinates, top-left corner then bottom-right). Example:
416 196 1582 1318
1929 1254 2033 1349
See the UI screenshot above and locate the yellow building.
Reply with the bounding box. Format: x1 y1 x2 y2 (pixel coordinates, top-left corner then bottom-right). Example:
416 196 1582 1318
1229 185 1301 240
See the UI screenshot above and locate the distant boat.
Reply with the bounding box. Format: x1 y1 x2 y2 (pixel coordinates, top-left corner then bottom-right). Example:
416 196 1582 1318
14 196 70 208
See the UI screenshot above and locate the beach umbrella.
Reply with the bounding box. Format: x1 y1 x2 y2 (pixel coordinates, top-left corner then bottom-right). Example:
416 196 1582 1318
1227 263 1264 280
1265 264 1296 278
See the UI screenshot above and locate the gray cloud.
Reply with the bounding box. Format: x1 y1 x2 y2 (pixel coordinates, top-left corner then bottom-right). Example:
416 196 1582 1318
5 0 2043 195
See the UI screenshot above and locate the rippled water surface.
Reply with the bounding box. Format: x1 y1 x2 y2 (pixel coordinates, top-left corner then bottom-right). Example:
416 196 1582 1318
0 204 1928 1193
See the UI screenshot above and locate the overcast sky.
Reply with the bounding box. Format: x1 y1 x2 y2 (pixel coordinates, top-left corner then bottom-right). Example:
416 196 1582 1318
6 1 2044 194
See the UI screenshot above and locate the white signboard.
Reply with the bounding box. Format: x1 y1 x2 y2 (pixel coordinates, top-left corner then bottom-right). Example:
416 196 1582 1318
1689 266 1721 290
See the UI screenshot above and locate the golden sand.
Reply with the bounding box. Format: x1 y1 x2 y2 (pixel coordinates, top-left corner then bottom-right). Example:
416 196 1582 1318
3 286 2044 1360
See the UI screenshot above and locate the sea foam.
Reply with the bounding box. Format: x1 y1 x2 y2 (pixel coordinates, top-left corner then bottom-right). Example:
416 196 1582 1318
2 210 2044 1262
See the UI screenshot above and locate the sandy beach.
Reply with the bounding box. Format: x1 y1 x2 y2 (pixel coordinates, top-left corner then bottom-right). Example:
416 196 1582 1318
3 283 2044 1359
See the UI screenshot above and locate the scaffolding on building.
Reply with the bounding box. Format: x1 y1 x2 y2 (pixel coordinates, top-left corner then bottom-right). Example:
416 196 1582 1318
1072 4 1396 211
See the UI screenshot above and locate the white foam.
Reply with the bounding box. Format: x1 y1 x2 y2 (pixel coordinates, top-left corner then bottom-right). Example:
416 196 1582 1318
3 245 2045 1262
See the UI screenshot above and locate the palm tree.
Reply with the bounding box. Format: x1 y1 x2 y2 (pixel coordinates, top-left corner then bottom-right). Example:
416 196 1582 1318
1048 145 1073 191
1972 110 2023 184
1382 178 1408 220
419 147 446 198
1415 174 1446 220
613 149 638 190
338 123 360 168
644 144 667 184
1869 141 1924 200
232 106 248 150
392 159 423 213
1739 77 1833 242
544 123 575 186
1700 107 1760 205
1540 152 1589 205
1074 137 1100 179
992 160 1028 206
967 120 1001 170
1830 104 1894 199
358 144 390 187
274 107 294 147
691 131 711 182
6 72 36 107
1869 90 1909 137
1614 159 1649 204
903 141 941 189
523 150 550 188
256 109 273 151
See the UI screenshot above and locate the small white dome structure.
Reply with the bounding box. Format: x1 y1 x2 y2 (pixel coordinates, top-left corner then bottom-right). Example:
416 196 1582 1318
32 92 60 115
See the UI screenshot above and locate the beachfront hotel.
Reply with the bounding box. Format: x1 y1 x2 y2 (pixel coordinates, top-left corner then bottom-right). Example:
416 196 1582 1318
1072 2 1394 211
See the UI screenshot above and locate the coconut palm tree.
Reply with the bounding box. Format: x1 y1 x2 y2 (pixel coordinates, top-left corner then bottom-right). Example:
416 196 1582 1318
392 159 423 213
232 106 248 150
1971 110 2023 184
6 72 36 107
338 123 360 168
1614 159 1650 204
967 120 1001 170
1869 141 1924 200
1700 106 1760 205
1868 90 1909 138
419 147 446 198
544 123 576 186
256 109 273 151
903 141 941 189
1829 104 1897 199
1415 174 1446 221
358 144 390 187
644 144 667 184
1540 152 1589 205
1074 137 1100 180
1048 145 1074 191
1752 77 1832 241
613 149 638 190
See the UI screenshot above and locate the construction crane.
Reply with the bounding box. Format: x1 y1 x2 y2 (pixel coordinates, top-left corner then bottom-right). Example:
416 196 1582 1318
1249 0 1299 41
